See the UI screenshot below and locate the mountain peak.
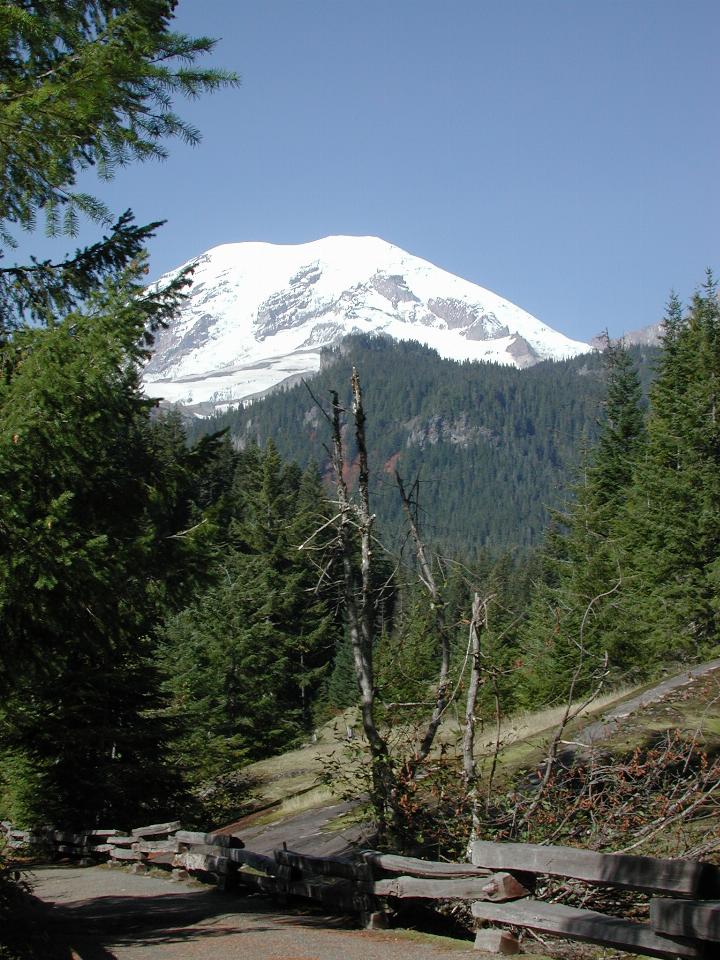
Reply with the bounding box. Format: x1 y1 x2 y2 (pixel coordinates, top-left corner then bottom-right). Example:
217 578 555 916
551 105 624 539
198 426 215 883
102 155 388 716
143 237 590 413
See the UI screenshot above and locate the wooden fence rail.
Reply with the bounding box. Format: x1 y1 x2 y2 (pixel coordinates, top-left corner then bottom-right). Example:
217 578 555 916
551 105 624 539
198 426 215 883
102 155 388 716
2 821 718 956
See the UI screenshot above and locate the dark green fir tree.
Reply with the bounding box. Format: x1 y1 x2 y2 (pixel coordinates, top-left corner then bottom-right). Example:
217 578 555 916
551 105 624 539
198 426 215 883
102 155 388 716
0 1 237 826
518 338 647 706
160 446 340 785
618 275 720 663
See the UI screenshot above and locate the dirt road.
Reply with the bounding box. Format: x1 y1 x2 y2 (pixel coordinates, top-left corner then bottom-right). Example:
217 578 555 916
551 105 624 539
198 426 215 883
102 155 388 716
222 799 370 858
576 657 720 747
31 864 477 960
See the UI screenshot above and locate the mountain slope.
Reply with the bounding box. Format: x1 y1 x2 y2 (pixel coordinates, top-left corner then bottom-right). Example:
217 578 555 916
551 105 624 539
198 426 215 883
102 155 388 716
188 336 661 556
591 322 663 349
143 236 590 412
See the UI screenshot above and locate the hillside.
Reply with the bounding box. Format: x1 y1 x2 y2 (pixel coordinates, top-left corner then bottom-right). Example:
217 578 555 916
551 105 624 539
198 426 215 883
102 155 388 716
187 335 661 555
223 661 720 868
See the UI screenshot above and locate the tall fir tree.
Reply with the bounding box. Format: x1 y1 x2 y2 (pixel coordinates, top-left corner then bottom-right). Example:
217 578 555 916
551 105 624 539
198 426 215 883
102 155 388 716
0 1 237 825
160 446 340 786
617 274 720 662
518 339 647 705
0 263 220 826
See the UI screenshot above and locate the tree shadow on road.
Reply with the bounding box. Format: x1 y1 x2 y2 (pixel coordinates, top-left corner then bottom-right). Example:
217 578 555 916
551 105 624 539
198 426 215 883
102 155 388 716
42 883 358 958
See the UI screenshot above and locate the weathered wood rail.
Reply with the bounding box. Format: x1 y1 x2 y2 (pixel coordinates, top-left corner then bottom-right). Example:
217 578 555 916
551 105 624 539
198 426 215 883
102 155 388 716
469 841 719 958
2 821 718 956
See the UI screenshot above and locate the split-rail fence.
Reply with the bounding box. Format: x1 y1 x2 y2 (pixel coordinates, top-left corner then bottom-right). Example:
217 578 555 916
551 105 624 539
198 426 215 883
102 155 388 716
2 820 718 956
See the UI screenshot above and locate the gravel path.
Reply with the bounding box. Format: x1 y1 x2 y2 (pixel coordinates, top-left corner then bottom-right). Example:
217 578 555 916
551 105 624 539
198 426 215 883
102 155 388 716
222 799 371 858
31 865 477 960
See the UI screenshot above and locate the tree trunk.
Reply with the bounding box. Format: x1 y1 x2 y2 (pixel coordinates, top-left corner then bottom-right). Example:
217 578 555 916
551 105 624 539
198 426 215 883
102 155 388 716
463 592 484 852
395 470 451 774
330 382 391 833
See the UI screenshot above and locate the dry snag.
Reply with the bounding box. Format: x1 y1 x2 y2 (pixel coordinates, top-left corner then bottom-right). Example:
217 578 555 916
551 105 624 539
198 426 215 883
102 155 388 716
327 373 392 833
394 470 452 775
314 369 472 841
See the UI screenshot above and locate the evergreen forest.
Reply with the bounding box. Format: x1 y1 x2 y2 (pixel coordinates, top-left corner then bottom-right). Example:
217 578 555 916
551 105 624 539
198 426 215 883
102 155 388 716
189 335 661 557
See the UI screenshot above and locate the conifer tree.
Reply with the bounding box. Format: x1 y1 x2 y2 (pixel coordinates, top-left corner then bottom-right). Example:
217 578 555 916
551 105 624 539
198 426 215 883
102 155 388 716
324 633 359 713
618 275 720 662
159 552 311 781
0 1 236 330
518 339 646 704
590 337 647 506
376 586 442 708
0 1 237 825
0 262 217 825
160 447 340 786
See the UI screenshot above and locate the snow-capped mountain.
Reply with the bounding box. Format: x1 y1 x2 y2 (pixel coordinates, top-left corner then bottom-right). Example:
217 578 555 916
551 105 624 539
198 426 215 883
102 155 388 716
142 236 590 413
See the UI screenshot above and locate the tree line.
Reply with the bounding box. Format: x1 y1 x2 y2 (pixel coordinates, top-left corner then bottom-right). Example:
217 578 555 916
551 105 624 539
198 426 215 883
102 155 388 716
517 282 720 705
192 334 660 556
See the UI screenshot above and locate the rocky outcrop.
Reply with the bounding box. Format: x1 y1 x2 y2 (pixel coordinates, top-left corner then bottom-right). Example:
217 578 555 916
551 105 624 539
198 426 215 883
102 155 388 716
505 334 541 369
591 323 662 349
405 413 499 449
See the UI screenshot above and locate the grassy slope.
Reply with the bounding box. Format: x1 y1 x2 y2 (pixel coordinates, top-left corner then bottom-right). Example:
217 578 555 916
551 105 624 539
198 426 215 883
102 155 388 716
226 699 609 825
233 688 635 817
231 666 720 853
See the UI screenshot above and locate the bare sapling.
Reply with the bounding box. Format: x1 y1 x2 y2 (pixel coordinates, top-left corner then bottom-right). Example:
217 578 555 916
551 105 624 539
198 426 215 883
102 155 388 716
515 584 615 834
462 592 485 852
394 471 452 776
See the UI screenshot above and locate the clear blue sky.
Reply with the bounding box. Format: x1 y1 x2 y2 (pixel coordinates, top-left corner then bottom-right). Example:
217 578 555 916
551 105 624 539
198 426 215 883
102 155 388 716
20 0 720 342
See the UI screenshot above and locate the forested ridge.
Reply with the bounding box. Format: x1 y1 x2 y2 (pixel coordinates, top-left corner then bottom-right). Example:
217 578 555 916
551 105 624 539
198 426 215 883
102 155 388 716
1 0 719 910
187 336 660 556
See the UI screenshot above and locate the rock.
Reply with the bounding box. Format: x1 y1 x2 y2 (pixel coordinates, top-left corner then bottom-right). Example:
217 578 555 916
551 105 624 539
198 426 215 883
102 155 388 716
474 929 520 954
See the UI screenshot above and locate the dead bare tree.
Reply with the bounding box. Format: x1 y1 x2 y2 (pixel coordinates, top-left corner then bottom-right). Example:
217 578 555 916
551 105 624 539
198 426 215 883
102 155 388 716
394 470 452 776
326 373 394 834
308 369 476 841
309 368 510 845
462 592 485 849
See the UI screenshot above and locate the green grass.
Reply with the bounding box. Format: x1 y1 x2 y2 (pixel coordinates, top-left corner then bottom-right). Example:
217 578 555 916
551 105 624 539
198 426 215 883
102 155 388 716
229 689 642 828
225 665 720 852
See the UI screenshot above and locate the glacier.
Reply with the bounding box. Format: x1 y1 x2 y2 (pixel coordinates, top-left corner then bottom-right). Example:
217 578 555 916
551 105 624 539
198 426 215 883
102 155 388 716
142 235 591 413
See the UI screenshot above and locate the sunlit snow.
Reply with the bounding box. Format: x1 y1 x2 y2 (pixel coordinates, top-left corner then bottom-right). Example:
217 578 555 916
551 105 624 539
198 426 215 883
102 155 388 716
142 236 591 411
